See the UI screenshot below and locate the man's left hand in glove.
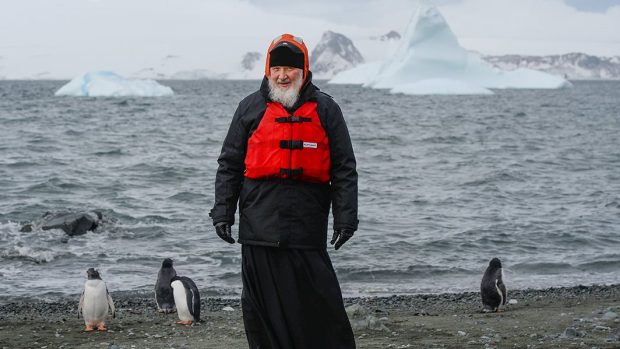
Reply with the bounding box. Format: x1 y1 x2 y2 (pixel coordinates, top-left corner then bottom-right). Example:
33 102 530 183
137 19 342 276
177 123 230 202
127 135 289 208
330 228 354 250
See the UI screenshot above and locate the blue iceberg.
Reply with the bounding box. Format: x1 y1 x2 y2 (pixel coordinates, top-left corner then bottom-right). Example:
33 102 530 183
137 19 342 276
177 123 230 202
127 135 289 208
330 1 571 95
55 71 174 97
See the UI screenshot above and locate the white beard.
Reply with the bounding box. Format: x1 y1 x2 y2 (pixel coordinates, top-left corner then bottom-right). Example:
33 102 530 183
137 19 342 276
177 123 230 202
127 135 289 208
268 75 303 109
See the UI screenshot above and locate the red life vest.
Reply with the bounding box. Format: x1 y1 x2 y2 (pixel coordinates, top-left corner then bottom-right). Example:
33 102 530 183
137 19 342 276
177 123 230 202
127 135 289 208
245 101 331 183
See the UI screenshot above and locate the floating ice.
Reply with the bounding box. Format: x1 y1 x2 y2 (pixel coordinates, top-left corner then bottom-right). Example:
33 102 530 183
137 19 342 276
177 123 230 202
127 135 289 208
329 1 571 95
55 71 174 97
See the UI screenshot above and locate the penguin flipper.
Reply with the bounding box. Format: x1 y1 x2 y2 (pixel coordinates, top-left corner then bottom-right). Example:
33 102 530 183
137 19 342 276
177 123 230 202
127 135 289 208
190 286 200 322
497 278 507 305
78 290 84 319
106 288 116 318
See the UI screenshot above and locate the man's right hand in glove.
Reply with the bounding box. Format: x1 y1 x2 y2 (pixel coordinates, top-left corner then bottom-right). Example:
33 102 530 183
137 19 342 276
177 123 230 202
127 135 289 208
215 222 235 244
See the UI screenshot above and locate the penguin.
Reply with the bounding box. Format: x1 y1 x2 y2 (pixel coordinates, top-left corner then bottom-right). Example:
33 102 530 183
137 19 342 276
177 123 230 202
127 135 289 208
155 258 177 313
78 268 115 331
480 257 507 312
170 275 201 325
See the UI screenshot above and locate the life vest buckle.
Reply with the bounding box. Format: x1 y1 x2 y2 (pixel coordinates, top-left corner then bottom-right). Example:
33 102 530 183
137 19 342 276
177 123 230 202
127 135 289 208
280 140 303 149
275 116 312 123
280 168 303 177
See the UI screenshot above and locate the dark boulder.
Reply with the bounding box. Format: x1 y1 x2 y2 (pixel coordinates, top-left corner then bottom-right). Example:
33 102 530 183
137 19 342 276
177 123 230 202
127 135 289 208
21 211 103 236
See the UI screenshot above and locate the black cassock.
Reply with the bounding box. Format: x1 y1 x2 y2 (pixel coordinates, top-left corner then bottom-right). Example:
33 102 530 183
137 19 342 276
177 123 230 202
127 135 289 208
241 245 356 349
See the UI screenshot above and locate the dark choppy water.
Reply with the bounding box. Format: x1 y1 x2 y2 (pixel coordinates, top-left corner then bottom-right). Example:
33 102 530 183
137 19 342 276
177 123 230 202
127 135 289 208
1 80 619 302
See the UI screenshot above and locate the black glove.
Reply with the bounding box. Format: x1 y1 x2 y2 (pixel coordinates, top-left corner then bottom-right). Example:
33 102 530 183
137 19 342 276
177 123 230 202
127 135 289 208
215 222 235 244
330 228 354 250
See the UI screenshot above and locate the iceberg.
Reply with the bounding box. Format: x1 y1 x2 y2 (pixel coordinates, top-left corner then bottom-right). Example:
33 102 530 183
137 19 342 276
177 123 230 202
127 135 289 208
55 71 174 97
329 0 571 95
328 62 382 85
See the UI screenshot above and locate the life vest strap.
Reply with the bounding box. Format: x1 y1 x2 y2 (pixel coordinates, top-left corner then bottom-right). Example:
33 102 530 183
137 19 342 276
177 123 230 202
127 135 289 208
280 168 303 177
275 116 312 123
280 140 303 149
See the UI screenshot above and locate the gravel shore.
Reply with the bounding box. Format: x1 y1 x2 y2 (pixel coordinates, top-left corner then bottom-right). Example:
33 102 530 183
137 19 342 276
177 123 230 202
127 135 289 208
1 284 619 348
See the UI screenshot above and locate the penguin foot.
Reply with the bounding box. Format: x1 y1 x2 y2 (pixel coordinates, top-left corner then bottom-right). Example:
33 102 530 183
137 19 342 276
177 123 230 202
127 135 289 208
97 324 108 331
84 325 95 332
176 320 193 325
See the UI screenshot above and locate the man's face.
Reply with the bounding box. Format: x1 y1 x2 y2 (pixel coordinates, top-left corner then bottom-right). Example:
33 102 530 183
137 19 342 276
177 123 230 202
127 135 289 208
269 66 303 92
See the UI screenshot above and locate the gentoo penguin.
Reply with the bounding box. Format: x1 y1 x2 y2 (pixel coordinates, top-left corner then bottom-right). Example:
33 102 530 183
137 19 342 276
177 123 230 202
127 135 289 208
155 258 177 313
78 268 115 331
170 276 201 325
480 257 507 312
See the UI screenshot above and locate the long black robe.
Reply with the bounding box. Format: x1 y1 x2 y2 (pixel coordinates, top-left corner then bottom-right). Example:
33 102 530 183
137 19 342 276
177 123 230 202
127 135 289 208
241 245 355 349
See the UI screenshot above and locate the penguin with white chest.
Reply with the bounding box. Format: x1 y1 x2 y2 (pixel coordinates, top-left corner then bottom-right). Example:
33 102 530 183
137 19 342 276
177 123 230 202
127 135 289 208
480 257 507 312
78 268 115 331
155 258 177 313
170 275 201 325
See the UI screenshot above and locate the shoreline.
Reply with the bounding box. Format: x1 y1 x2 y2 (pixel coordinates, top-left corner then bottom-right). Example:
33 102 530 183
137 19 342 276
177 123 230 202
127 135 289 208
1 284 619 348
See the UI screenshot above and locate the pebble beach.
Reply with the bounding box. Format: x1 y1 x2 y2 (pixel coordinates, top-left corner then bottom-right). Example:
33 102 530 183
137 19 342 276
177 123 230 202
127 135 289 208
1 284 619 348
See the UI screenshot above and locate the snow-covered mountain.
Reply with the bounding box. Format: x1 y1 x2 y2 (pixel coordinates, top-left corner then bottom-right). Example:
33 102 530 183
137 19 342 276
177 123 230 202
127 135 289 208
483 53 620 80
310 31 365 79
130 55 224 80
371 30 401 41
241 52 262 71
225 51 265 80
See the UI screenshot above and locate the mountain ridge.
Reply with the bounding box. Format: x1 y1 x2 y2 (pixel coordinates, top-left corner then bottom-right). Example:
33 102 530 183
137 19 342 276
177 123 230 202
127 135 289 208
483 52 620 80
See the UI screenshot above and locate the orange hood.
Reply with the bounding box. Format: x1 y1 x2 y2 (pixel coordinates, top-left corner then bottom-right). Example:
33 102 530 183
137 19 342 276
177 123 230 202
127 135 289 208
265 34 309 81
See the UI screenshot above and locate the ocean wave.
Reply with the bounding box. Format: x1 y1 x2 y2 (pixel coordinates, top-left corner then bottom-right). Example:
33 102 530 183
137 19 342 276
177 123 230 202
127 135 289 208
93 149 124 156
460 169 527 186
168 191 204 202
5 160 39 168
420 135 467 144
22 177 89 193
339 265 475 282
511 262 575 274
0 247 64 264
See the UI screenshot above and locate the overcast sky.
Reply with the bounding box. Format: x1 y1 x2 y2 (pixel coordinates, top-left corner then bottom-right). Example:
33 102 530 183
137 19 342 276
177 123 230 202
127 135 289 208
0 0 619 78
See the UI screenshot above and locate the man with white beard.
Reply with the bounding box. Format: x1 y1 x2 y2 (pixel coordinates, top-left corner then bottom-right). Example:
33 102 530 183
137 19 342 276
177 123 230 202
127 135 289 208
210 33 358 348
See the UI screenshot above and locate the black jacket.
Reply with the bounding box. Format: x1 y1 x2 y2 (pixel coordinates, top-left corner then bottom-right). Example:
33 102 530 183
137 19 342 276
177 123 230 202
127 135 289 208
210 73 358 248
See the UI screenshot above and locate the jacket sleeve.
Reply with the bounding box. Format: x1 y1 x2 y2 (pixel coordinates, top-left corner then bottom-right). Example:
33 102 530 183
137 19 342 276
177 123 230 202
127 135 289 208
209 101 250 226
322 97 359 232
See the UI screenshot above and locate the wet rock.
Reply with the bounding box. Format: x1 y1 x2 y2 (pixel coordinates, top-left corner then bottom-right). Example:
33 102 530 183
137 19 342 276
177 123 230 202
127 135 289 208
602 311 617 320
345 303 368 318
41 211 102 236
562 327 579 338
346 303 390 331
479 335 492 344
350 315 390 332
21 211 104 237
608 327 620 341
